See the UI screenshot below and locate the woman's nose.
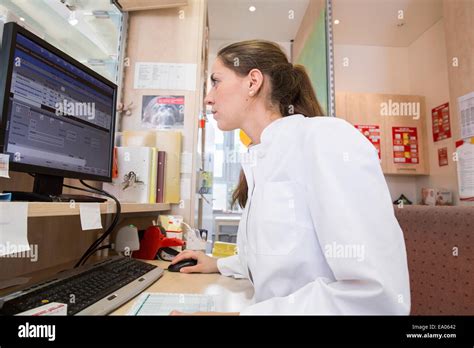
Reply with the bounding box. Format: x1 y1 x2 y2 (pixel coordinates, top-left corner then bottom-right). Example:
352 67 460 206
204 92 213 106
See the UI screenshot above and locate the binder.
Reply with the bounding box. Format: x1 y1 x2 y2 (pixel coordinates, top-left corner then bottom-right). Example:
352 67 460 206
149 147 158 203
155 131 181 203
156 151 166 203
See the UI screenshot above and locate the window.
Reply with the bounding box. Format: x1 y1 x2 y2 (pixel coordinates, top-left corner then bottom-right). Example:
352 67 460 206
209 114 247 213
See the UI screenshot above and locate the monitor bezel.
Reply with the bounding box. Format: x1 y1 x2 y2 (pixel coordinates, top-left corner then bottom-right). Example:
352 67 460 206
0 22 117 183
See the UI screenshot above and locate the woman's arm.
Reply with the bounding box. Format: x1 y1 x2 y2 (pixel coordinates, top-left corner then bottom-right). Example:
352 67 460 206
216 255 248 279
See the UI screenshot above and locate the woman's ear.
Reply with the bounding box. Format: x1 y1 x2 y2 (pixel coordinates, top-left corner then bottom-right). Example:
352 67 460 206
247 68 264 96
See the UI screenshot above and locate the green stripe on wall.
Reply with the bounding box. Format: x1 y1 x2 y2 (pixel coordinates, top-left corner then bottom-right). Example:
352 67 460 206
296 9 328 115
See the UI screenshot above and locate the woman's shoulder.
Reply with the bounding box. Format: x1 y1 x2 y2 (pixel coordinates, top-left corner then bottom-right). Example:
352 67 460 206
299 116 359 138
300 116 376 154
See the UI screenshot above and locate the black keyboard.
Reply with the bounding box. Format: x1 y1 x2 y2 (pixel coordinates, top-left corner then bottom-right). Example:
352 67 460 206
0 257 164 315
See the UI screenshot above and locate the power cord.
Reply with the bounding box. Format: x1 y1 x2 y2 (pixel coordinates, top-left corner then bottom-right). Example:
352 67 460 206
63 180 122 268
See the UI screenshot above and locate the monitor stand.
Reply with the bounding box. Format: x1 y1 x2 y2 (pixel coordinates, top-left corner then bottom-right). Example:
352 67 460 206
4 174 107 203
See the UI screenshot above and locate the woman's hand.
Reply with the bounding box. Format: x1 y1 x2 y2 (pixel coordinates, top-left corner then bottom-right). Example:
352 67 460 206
170 250 219 274
170 310 239 316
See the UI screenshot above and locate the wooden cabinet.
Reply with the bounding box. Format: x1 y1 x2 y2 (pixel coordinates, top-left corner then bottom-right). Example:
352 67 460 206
336 92 429 175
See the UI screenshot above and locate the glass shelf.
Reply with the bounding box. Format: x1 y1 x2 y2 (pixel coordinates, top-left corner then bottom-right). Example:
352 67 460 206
0 0 123 83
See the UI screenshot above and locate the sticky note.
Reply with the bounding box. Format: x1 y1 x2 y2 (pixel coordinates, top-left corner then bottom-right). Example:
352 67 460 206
0 153 10 178
0 202 30 256
79 203 102 230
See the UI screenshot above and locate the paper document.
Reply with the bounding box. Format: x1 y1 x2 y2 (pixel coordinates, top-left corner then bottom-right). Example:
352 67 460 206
458 92 474 139
134 63 196 91
16 302 67 316
128 293 215 316
456 141 474 199
0 202 30 256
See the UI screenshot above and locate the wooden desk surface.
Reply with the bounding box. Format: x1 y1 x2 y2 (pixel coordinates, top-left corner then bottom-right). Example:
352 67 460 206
111 260 255 315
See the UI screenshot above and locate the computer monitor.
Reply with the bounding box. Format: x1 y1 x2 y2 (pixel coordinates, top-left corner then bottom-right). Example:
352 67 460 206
0 22 117 201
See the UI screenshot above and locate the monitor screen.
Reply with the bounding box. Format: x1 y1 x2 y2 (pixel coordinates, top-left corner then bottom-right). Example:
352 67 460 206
0 22 117 182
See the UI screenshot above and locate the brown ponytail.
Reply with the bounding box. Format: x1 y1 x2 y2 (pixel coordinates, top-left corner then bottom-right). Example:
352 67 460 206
217 40 325 209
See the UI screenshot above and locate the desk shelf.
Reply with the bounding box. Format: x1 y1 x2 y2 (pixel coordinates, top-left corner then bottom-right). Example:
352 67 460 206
26 202 170 217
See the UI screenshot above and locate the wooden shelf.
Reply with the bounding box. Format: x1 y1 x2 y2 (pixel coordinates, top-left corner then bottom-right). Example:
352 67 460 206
25 202 170 218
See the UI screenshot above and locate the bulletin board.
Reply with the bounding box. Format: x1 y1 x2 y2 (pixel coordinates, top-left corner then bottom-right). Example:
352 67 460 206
392 127 419 164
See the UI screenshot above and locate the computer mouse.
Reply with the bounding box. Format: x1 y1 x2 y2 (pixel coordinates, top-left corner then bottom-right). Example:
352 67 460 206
167 258 198 272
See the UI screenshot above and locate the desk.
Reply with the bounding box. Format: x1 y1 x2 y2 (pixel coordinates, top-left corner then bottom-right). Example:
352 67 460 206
111 260 254 315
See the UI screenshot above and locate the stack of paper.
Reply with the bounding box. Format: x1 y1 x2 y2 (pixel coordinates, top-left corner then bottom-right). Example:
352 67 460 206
128 293 215 316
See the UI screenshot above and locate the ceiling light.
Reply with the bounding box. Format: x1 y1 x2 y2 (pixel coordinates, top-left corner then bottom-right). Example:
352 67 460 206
87 59 105 66
249 6 256 12
334 19 340 25
19 17 25 21
93 10 110 19
68 11 78 26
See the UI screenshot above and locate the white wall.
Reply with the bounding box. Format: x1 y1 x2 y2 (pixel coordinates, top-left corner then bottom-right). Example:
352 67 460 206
334 44 411 95
334 19 451 203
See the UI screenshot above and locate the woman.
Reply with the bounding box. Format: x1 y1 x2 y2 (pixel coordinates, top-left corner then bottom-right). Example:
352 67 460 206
170 40 411 315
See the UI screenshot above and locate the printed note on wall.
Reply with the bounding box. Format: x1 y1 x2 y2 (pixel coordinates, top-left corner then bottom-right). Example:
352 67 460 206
134 63 196 91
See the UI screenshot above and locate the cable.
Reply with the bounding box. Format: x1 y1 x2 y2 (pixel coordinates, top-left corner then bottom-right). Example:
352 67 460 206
76 180 121 267
65 180 121 268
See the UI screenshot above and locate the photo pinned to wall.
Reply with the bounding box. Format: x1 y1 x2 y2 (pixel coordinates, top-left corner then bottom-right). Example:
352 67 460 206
141 95 185 130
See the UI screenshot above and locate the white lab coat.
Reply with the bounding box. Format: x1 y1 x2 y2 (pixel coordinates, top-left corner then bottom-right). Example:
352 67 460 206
216 114 411 315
